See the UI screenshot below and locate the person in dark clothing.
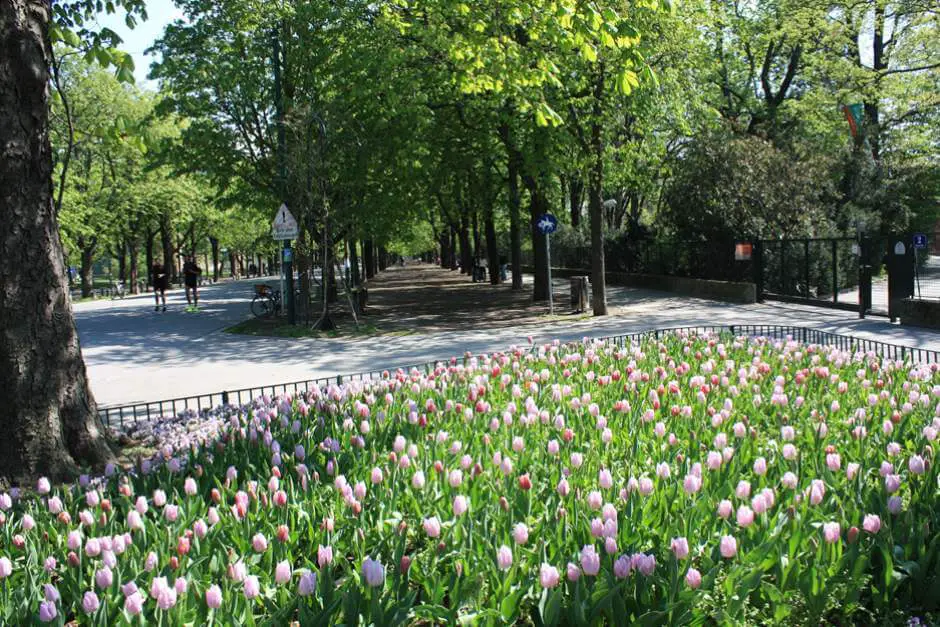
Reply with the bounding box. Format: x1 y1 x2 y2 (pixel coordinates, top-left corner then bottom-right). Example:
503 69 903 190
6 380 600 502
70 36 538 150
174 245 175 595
183 255 202 309
152 260 168 312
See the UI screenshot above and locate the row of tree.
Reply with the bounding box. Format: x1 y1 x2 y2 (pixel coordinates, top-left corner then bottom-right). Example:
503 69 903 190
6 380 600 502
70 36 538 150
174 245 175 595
0 0 936 481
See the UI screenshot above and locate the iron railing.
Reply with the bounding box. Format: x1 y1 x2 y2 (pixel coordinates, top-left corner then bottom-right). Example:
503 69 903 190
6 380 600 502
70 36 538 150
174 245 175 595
97 324 940 427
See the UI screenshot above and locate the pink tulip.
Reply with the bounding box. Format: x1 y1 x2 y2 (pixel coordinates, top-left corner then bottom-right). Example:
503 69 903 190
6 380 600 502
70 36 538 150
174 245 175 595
412 471 426 489
371 467 384 484
513 523 529 545
252 533 268 553
720 535 737 558
453 495 469 517
275 560 291 585
362 557 385 587
717 499 733 519
613 555 632 579
539 563 560 588
863 514 881 534
497 545 513 570
318 545 333 568
823 522 840 544
826 453 841 472
298 570 317 596
909 455 926 475
683 474 702 494
124 591 144 615
244 575 260 599
598 469 613 490
753 457 768 475
638 477 654 495
685 567 702 589
423 517 441 538
580 545 600 575
737 506 755 527
1 556 14 578
82 591 100 614
557 478 570 497
567 562 581 581
587 491 603 510
735 481 751 499
781 472 798 489
95 567 113 589
205 584 223 608
670 537 689 560
38 601 57 623
605 537 618 555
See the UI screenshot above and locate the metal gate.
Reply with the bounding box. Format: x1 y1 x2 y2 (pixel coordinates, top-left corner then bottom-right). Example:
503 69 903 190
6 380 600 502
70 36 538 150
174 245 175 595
754 236 917 319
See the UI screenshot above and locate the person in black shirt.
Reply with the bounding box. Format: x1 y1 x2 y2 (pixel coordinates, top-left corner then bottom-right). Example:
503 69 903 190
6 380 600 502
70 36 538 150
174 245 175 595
182 255 202 309
151 259 168 312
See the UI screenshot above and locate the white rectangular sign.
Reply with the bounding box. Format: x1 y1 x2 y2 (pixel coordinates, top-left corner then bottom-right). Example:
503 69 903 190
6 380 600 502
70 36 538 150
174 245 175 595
272 204 299 240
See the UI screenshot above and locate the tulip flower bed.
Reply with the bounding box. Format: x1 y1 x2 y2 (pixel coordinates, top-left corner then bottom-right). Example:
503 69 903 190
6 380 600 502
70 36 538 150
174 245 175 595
1 331 939 625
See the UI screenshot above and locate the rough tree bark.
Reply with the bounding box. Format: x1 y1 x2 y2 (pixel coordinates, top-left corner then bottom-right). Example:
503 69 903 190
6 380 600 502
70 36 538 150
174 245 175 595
498 121 523 290
209 236 220 281
0 0 114 484
363 239 375 279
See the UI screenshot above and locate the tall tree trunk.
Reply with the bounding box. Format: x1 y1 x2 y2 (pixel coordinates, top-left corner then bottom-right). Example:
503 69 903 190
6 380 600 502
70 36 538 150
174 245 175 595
589 66 608 316
348 239 360 286
378 245 388 271
449 227 459 270
458 219 472 275
526 181 550 301
0 0 113 483
128 237 139 294
472 210 481 261
499 121 523 290
117 242 126 283
364 239 375 279
229 251 237 278
80 242 95 298
145 231 155 289
485 207 500 285
569 176 584 228
209 236 220 281
160 216 174 284
438 230 449 268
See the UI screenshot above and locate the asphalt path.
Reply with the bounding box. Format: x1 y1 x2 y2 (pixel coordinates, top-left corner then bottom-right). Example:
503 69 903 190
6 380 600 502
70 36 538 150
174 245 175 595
73 271 940 409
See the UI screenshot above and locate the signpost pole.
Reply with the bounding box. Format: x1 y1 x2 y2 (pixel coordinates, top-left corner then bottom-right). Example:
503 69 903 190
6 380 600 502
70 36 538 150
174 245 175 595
546 232 553 316
284 240 295 325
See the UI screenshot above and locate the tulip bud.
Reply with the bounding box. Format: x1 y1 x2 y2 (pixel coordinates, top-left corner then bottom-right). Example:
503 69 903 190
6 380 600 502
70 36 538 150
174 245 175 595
101 499 112 513
400 555 412 574
57 512 71 525
169 556 179 570
276 525 290 543
499 497 509 511
847 526 859 544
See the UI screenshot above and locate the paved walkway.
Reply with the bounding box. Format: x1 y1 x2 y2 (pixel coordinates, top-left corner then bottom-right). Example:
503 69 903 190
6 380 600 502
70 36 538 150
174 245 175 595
73 265 940 408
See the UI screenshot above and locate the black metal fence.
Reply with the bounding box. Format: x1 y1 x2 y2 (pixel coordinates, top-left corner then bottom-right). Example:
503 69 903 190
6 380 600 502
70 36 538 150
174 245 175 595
97 324 940 427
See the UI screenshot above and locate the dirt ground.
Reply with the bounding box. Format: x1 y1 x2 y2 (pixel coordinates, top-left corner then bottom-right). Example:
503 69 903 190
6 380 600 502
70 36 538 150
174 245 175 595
359 263 569 333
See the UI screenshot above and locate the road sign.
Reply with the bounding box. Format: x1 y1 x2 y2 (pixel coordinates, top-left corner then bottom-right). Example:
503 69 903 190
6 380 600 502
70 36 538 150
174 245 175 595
535 213 558 235
913 233 927 249
272 204 299 240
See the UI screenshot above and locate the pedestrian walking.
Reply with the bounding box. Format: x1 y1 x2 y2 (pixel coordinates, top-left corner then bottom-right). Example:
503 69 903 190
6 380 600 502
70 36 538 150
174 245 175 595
151 259 168 312
183 255 202 310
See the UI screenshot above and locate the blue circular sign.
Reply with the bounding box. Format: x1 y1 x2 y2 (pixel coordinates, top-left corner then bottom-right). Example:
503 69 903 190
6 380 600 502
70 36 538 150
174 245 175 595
536 213 558 235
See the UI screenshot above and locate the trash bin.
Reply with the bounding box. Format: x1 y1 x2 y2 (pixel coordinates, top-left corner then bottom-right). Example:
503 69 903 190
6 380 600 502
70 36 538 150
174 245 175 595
570 276 589 312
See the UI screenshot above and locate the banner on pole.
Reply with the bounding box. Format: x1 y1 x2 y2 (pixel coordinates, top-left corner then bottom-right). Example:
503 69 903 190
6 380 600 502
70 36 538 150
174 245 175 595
842 104 864 138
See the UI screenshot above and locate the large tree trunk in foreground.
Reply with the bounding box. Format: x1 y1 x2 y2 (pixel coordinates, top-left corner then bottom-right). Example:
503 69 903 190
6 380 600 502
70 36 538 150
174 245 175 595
0 0 113 485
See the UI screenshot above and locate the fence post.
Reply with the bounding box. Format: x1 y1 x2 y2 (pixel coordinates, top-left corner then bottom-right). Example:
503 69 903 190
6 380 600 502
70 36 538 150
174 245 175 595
803 239 810 298
832 240 838 303
753 241 764 302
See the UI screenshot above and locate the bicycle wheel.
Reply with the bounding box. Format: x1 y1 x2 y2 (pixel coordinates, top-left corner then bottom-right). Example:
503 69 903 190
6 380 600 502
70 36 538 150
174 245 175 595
251 295 273 318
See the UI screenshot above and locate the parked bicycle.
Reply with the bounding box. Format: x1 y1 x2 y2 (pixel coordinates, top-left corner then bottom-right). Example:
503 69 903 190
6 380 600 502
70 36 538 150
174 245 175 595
111 281 126 300
251 284 281 318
